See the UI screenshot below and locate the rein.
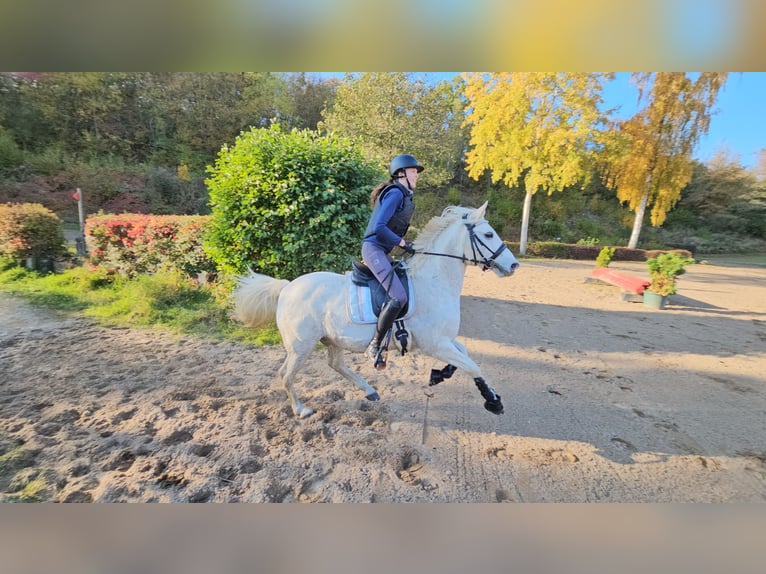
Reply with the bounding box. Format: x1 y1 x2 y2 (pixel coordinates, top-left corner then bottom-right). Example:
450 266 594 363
416 218 508 272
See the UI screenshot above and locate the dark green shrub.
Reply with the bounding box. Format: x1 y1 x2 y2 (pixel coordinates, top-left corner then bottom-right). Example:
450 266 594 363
539 219 567 240
0 128 24 176
0 202 66 261
204 125 381 279
524 242 573 259
446 186 462 205
502 240 687 262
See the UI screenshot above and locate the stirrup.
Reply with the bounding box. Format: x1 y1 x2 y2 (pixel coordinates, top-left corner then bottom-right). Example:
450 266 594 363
367 341 388 370
374 347 388 370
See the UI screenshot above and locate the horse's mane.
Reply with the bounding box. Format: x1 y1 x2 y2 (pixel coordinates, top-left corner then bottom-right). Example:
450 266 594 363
408 205 474 273
414 205 473 250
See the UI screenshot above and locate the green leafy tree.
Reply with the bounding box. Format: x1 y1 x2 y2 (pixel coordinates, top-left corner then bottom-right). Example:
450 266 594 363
204 124 381 279
675 153 766 238
319 72 467 187
683 153 756 213
463 72 612 255
283 73 339 131
18 73 135 158
605 72 727 248
145 72 289 170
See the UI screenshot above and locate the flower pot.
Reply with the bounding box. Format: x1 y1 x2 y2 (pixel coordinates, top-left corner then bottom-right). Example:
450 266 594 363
643 290 667 310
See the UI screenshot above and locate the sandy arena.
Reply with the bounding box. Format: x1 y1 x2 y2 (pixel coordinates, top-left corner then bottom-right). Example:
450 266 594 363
1 259 765 502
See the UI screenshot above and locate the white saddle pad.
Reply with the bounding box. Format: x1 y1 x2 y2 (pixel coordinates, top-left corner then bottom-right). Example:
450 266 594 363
345 272 415 324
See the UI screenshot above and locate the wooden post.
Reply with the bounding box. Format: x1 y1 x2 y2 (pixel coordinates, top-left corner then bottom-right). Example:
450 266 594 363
75 187 88 256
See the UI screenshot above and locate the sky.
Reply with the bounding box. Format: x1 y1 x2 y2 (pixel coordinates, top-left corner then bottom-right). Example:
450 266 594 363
316 72 765 170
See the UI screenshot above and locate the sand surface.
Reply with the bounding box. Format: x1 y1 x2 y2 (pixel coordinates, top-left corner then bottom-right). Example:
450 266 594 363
1 259 765 502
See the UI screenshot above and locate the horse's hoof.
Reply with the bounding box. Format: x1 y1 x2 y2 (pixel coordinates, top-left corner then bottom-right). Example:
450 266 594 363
484 398 504 415
297 406 314 419
366 392 380 401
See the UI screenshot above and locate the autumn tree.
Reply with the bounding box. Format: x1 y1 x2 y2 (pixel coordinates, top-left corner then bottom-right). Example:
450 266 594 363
463 72 612 254
606 72 728 249
319 72 467 187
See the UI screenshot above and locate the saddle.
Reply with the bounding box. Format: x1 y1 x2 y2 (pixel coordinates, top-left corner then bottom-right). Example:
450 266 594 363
346 260 413 324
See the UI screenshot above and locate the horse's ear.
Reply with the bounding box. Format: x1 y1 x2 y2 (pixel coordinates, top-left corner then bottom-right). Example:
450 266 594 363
471 201 488 222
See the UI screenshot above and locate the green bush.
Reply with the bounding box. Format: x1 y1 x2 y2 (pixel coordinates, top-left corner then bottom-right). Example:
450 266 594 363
204 125 381 279
646 252 695 296
24 143 67 176
595 246 616 268
0 128 24 176
446 186 462 205
0 202 66 261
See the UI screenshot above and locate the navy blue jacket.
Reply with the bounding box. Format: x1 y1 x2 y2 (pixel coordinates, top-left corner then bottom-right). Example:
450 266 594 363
363 184 415 252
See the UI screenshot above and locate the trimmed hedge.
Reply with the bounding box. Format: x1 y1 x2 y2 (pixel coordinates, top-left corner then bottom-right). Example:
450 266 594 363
0 202 67 261
85 213 215 277
204 125 381 279
504 241 693 261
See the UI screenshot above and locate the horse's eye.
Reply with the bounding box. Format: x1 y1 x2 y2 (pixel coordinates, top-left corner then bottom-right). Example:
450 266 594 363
484 232 494 239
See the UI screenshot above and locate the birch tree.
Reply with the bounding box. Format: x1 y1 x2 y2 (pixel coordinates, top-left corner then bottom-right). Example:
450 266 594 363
463 73 611 254
606 72 727 248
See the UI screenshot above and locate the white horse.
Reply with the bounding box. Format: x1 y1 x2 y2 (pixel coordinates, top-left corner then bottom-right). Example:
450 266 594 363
232 202 519 418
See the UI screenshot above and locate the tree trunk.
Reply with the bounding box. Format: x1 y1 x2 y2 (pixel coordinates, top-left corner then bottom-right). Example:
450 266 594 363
519 187 534 255
627 191 649 249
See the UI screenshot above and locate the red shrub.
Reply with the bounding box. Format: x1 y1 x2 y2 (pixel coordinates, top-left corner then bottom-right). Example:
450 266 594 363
85 213 214 277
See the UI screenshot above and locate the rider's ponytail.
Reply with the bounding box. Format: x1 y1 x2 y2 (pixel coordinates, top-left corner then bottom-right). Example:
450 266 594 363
369 181 390 208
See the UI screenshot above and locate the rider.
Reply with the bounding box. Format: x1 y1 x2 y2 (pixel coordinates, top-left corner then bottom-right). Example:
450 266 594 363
362 153 423 370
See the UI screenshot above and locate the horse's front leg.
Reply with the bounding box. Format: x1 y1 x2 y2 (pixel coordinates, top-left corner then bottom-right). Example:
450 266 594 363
429 364 457 386
428 339 504 415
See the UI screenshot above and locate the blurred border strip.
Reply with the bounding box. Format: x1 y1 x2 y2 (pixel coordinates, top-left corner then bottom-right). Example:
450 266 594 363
0 0 764 71
0 504 763 574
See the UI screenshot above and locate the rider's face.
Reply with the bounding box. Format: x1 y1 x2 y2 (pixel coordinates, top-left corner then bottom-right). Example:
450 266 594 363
403 167 420 189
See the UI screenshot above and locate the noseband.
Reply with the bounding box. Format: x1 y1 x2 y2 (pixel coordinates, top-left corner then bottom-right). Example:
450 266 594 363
465 221 508 271
419 215 508 272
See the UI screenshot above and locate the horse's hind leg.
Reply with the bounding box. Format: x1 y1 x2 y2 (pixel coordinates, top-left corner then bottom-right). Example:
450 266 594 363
278 345 315 419
326 345 379 401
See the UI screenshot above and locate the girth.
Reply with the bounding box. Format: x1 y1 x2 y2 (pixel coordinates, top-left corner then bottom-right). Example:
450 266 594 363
351 260 410 318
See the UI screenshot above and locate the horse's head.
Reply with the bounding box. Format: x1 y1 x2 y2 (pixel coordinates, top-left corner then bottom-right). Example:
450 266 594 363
413 202 519 277
460 202 519 277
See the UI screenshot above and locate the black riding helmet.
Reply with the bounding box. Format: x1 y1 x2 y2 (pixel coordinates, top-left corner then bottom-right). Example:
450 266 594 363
389 154 424 177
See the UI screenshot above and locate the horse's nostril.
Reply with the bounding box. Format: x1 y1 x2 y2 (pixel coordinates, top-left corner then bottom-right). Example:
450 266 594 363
511 263 520 270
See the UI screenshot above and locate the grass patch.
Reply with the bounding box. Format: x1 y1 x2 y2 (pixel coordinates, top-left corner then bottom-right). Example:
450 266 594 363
0 440 42 502
0 261 281 346
698 253 766 268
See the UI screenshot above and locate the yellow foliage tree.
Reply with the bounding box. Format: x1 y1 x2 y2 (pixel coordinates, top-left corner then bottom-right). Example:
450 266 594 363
463 72 612 254
606 72 728 248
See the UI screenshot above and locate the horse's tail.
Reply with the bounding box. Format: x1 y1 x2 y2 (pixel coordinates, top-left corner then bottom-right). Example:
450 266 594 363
232 270 290 328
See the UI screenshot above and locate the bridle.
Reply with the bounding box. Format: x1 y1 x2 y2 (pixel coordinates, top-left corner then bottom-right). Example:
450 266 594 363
418 215 508 272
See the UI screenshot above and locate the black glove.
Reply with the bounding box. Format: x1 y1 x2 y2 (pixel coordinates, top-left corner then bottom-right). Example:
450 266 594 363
402 241 416 255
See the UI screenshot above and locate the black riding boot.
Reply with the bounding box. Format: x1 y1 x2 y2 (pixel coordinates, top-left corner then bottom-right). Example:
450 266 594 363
366 298 403 370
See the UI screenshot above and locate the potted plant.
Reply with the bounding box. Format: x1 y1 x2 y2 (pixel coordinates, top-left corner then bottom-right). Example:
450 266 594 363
643 252 695 309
